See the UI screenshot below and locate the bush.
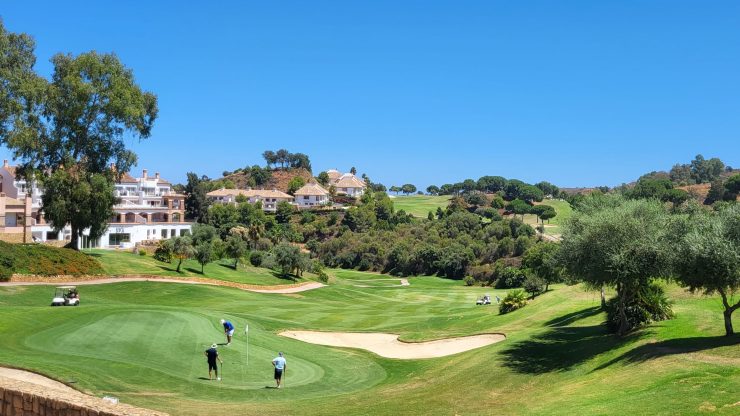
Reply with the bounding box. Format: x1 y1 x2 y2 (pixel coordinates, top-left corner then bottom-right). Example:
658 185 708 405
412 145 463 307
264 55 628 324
495 266 526 288
463 275 475 286
605 282 674 334
249 251 264 267
499 289 528 314
523 274 545 298
138 249 147 256
317 270 329 283
0 265 12 281
153 240 174 263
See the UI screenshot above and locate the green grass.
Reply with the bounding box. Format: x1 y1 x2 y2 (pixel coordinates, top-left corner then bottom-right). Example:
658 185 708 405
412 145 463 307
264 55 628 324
391 195 450 218
0 274 737 415
522 199 574 235
87 249 310 286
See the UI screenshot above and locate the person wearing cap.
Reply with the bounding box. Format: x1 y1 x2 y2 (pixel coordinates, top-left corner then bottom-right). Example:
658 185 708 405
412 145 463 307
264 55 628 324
221 319 235 345
205 343 223 381
272 352 287 388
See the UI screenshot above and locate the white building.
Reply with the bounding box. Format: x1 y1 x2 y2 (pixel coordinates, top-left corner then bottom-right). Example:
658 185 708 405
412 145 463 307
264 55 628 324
206 188 293 212
293 183 330 208
0 161 191 248
325 169 367 197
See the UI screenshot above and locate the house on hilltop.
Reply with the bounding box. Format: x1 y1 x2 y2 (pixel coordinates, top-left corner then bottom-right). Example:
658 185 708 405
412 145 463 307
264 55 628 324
325 169 367 197
206 188 293 212
294 183 330 208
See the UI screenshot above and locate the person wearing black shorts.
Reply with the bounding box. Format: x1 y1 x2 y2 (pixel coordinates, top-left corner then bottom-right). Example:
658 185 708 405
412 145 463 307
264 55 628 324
272 352 287 388
205 343 223 381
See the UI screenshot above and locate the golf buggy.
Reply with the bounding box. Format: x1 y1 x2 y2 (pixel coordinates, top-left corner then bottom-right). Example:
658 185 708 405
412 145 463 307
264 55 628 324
51 286 80 306
476 294 491 305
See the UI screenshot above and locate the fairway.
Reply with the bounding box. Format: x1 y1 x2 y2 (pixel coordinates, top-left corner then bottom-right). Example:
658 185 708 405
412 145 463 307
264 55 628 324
390 195 450 218
522 199 573 235
1 275 737 416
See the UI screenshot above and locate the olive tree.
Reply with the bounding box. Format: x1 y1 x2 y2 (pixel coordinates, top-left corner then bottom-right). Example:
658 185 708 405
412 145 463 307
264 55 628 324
559 198 673 335
672 204 740 336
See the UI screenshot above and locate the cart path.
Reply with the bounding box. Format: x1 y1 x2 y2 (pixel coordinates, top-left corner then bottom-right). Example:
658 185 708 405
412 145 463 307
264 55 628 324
279 330 506 359
0 276 325 294
0 367 78 393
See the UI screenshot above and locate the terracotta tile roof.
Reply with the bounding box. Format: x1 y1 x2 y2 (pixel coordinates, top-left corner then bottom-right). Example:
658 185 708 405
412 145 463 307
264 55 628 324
119 172 138 183
334 174 367 189
294 183 330 196
326 169 342 181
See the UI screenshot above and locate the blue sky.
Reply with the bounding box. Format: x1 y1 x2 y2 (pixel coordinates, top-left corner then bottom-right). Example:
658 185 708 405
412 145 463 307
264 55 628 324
1 1 738 189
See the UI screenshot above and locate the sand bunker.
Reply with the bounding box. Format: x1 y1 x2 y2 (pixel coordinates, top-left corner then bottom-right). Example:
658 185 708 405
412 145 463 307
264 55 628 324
0 367 78 394
279 331 505 359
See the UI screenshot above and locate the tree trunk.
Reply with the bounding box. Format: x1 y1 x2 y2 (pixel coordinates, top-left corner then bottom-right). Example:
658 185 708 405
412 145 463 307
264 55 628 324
177 257 183 273
617 284 629 336
233 258 239 270
600 285 606 309
719 289 738 336
69 226 81 251
201 263 205 274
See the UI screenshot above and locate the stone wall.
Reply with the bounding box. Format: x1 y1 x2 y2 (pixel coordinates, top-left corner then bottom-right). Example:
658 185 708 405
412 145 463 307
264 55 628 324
0 233 24 244
0 376 168 416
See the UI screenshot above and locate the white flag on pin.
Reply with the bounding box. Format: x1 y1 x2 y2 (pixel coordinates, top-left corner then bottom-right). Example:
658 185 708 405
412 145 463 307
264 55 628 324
244 324 249 334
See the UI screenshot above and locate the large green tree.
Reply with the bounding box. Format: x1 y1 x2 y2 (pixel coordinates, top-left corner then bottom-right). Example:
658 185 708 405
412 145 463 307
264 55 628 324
672 205 740 336
559 197 673 335
1 24 157 248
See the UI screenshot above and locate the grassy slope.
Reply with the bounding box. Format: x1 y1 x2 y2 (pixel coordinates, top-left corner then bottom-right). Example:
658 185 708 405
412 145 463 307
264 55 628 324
0 241 103 276
391 195 450 218
0 277 737 416
88 249 311 286
522 199 573 235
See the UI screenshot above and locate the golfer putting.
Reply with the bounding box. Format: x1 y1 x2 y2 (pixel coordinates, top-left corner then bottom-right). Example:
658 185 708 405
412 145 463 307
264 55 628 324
221 319 235 345
205 343 223 381
272 352 287 388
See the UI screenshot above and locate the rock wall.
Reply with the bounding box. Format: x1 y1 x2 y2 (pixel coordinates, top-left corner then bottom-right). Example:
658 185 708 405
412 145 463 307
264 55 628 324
0 376 168 416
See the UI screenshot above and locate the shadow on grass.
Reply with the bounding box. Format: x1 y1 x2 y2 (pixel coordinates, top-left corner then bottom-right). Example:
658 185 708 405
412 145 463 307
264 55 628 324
500 324 641 374
593 335 740 370
184 267 203 275
545 306 603 327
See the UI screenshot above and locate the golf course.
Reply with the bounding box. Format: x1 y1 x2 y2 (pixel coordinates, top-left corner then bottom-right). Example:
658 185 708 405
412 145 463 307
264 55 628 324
1 262 738 415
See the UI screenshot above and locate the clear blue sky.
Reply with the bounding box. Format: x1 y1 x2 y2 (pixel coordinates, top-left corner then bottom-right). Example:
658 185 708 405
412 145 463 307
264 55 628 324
1 1 738 189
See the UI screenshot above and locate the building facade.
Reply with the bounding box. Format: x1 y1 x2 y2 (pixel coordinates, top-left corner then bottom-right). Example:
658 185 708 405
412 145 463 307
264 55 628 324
206 188 293 212
293 183 331 208
325 169 367 197
0 161 191 248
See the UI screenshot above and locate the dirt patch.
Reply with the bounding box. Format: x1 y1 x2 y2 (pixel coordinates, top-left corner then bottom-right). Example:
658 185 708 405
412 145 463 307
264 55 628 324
279 331 505 359
1 276 325 294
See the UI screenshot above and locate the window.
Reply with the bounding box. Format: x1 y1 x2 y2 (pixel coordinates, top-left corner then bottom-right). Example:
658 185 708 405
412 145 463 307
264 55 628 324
109 233 131 245
303 196 309 200
46 231 59 240
161 229 168 238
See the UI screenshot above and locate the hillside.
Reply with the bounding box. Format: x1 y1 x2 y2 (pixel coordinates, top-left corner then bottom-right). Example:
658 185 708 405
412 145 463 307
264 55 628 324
222 168 314 192
0 242 103 278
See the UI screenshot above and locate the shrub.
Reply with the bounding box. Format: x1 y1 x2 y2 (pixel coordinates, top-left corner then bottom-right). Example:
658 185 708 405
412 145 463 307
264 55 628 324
0 265 12 281
138 249 147 256
495 266 526 288
153 240 174 263
605 282 674 334
523 274 545 298
0 241 102 276
463 275 475 286
317 270 329 283
249 251 264 267
499 289 528 314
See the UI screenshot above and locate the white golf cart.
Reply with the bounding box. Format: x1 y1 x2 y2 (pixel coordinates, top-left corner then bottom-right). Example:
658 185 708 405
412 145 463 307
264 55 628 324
476 294 492 305
51 286 80 306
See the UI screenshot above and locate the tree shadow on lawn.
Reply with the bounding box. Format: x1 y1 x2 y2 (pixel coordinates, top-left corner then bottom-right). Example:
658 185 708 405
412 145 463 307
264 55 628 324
544 306 603 327
500 323 642 374
593 334 740 370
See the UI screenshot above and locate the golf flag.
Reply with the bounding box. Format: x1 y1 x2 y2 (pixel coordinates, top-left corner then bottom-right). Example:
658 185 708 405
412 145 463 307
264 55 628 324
244 324 249 335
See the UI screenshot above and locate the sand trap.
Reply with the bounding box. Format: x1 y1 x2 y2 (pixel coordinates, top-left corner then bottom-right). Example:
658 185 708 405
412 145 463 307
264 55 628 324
0 277 324 294
279 331 505 359
0 367 78 394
